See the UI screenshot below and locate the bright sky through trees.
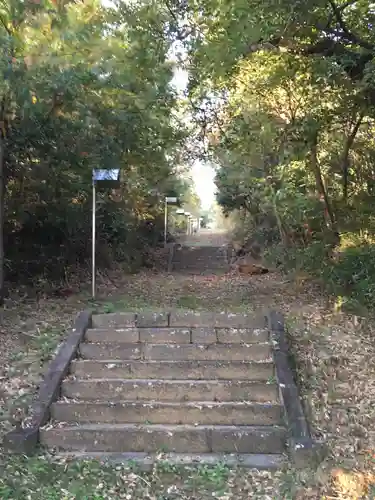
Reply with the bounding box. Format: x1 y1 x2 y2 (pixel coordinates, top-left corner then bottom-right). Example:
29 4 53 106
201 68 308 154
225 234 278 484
100 0 215 211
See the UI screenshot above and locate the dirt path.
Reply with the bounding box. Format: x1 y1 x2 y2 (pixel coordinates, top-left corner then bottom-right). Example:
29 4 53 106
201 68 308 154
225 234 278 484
1 236 375 498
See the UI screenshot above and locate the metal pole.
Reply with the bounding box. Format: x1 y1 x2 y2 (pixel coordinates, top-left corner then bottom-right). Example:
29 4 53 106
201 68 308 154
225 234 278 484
92 179 96 299
164 197 168 247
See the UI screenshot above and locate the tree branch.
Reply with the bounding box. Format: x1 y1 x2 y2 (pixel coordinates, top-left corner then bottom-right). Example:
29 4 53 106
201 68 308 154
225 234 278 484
328 0 374 50
0 14 11 35
342 111 364 200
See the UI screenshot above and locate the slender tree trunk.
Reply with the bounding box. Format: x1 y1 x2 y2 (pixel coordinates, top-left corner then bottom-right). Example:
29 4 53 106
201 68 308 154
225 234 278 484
0 133 4 305
342 113 363 201
310 129 340 245
267 182 288 246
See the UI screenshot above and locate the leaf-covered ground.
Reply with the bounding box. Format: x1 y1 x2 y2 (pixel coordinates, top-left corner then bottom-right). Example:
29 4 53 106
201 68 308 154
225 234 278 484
1 266 375 498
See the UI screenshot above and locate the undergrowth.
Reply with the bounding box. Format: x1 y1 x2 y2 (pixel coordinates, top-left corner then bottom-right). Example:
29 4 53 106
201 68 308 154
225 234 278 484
266 231 375 314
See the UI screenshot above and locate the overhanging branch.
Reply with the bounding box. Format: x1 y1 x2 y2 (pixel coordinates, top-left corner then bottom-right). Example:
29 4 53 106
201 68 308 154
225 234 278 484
328 0 374 51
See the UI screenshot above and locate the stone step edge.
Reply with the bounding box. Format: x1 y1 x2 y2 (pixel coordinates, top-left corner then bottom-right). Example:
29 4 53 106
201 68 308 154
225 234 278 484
63 377 277 386
82 341 271 347
85 328 269 345
92 311 268 330
71 359 274 365
42 423 286 432
69 359 275 380
53 400 282 408
51 451 286 470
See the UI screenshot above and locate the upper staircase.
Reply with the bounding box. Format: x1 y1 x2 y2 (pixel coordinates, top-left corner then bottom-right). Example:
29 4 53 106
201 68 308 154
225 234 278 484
171 245 230 274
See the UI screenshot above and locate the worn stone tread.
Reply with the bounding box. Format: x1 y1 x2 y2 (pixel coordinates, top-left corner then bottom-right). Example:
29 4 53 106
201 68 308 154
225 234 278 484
40 424 286 453
62 378 279 402
216 328 269 344
70 359 274 380
51 400 283 425
85 328 194 344
136 313 169 328
79 342 272 362
92 313 136 329
79 343 142 360
86 326 271 346
52 452 286 470
169 311 266 328
139 328 191 344
85 328 139 343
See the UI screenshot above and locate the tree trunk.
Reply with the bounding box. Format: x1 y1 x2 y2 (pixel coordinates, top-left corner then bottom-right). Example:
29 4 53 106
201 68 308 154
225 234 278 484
310 129 340 245
0 133 4 305
342 113 363 201
268 183 289 246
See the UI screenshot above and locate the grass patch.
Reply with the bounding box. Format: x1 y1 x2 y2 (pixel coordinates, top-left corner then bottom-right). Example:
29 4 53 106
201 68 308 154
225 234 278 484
176 295 200 309
0 455 288 499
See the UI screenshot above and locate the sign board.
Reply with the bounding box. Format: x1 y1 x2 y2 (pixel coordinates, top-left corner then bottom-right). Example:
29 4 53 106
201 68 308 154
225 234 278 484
93 169 121 188
165 196 178 204
176 209 185 215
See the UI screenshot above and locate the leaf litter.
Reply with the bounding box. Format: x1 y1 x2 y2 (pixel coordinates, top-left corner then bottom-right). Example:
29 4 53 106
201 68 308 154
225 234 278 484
1 266 375 498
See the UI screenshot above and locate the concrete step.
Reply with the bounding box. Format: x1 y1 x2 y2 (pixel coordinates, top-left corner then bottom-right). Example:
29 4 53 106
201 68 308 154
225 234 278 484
173 264 229 271
85 327 191 344
173 256 228 262
70 360 275 380
92 312 170 329
175 255 227 262
177 246 223 253
173 258 228 264
84 327 269 344
92 313 137 329
172 269 229 275
169 311 266 328
62 379 278 402
91 311 267 329
173 257 228 264
40 423 287 454
51 401 283 425
79 342 272 361
51 451 286 470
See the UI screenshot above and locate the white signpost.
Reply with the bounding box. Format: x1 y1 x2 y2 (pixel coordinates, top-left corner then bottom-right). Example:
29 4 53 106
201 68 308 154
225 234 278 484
164 196 178 246
184 212 191 235
92 169 121 299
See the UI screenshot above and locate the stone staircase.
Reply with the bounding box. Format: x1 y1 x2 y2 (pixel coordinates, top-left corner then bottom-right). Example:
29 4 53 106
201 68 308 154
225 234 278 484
172 245 230 274
40 311 287 468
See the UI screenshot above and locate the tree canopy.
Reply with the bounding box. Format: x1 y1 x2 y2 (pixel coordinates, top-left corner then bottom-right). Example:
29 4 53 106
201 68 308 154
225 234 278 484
1 0 375 309
0 0 191 297
181 0 375 309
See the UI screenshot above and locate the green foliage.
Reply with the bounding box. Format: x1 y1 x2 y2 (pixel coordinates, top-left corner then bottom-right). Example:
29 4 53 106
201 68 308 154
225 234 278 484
182 0 375 310
325 242 375 309
0 0 188 285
